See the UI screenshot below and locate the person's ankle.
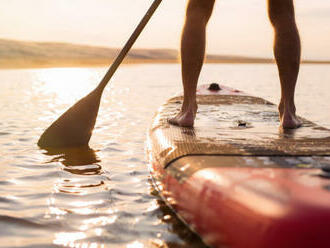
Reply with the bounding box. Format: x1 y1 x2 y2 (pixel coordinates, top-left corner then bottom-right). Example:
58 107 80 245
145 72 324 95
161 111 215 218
279 99 296 116
182 100 197 113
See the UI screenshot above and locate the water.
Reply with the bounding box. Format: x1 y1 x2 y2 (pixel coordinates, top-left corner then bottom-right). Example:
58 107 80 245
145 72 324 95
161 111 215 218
0 64 329 248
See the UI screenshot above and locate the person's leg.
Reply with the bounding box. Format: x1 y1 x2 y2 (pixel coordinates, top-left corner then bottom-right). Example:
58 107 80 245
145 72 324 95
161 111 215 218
169 0 215 127
268 0 302 129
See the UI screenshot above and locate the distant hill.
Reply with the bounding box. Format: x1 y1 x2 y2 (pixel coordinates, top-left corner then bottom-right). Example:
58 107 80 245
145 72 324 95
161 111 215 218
0 39 328 68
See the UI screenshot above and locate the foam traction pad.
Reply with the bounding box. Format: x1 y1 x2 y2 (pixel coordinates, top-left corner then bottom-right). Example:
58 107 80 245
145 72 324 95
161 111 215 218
148 94 330 169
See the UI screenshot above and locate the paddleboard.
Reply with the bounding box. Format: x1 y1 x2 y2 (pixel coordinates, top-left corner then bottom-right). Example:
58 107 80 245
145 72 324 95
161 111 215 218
147 83 330 248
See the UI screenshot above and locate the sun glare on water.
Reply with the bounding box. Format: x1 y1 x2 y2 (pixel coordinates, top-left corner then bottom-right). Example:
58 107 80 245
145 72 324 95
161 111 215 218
36 67 100 105
126 241 144 248
53 232 87 247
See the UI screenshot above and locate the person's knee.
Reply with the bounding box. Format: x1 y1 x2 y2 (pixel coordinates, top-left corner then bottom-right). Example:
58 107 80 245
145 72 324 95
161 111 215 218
186 0 215 23
268 0 296 28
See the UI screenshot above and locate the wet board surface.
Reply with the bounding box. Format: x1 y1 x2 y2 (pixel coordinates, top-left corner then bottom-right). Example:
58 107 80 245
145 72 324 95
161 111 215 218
147 84 330 248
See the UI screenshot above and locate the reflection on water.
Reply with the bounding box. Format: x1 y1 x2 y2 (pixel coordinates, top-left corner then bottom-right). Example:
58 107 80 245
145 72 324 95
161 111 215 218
41 145 206 248
42 146 112 247
36 67 97 105
0 64 329 247
45 146 101 174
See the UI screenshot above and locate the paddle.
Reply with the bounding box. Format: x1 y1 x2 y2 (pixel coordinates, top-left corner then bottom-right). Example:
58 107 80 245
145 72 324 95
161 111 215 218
38 0 163 148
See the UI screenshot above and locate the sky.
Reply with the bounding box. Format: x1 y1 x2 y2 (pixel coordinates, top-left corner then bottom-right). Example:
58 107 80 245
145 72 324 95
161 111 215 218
0 0 330 60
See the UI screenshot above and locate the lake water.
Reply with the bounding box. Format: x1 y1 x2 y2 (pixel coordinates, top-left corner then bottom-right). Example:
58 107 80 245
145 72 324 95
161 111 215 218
0 63 329 248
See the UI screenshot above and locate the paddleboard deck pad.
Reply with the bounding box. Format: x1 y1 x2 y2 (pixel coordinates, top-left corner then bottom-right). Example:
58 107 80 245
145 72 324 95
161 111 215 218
147 84 330 248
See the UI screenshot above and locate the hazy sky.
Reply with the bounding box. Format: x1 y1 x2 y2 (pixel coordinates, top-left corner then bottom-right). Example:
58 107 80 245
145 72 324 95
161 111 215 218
1 0 330 59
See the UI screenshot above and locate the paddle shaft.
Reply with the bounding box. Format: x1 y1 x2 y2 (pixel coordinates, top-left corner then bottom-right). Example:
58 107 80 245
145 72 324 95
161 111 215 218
97 0 163 91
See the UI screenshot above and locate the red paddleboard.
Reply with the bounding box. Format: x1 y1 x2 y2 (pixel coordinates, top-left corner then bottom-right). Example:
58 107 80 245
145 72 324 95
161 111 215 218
146 83 330 248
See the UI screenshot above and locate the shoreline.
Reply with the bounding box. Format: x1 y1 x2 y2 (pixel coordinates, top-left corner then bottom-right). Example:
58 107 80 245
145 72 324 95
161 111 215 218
1 59 329 69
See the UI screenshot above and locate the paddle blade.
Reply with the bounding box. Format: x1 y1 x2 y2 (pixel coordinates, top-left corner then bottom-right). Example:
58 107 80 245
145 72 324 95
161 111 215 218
38 89 102 148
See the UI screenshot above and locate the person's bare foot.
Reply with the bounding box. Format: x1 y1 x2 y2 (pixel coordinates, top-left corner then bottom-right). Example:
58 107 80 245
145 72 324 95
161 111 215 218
279 102 302 129
168 103 197 127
